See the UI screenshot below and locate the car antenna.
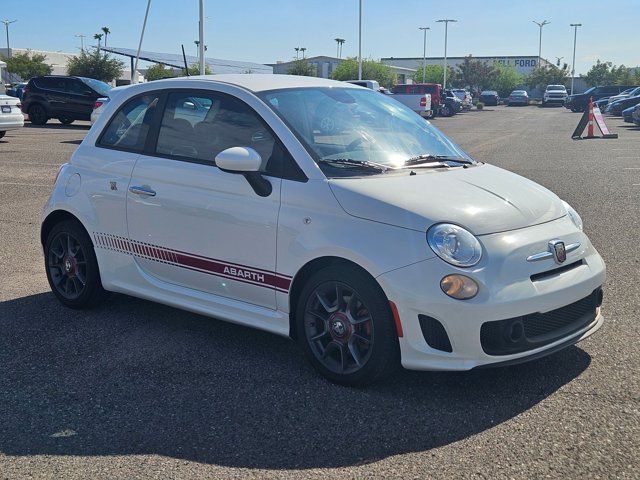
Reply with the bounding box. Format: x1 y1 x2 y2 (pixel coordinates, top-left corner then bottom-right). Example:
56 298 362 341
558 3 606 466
181 44 190 76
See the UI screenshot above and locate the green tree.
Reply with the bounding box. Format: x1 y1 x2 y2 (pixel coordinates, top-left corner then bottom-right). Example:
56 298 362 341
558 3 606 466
287 58 316 76
182 62 212 76
412 64 457 85
456 55 499 95
492 64 523 97
66 48 124 82
580 60 635 86
583 60 614 86
144 63 177 81
2 51 52 80
527 63 570 90
101 27 111 47
330 58 396 88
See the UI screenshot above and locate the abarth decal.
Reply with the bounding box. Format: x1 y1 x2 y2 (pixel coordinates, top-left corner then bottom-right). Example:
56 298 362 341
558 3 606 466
93 232 292 293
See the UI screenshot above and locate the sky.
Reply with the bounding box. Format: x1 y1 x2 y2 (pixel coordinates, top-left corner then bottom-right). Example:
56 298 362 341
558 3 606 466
2 0 638 75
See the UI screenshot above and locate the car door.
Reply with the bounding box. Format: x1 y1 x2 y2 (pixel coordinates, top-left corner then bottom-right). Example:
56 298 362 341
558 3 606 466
65 78 96 119
40 77 69 116
126 89 284 309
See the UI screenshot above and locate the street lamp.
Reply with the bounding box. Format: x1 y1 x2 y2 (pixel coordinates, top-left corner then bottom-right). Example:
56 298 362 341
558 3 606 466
418 27 430 82
75 34 86 52
198 0 205 75
436 19 457 90
533 20 550 69
358 0 363 80
334 38 345 59
1 19 17 58
570 23 582 95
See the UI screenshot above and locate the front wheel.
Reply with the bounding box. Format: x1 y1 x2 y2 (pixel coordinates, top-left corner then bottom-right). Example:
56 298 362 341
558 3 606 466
296 265 400 386
45 220 109 309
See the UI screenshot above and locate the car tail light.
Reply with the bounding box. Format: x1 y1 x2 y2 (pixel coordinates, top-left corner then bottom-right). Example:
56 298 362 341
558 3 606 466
16 103 21 110
93 101 104 110
420 96 427 107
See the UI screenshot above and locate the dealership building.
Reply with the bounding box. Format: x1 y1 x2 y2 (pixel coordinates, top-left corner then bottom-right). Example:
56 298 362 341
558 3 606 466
382 55 552 76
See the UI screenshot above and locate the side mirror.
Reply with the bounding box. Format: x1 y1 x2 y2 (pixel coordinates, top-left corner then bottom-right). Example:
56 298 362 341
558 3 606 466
215 146 262 173
215 147 272 197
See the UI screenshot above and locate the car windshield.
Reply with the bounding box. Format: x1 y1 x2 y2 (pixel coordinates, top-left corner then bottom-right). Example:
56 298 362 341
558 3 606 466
259 87 472 175
80 77 113 97
547 85 566 91
481 91 497 95
512 91 527 95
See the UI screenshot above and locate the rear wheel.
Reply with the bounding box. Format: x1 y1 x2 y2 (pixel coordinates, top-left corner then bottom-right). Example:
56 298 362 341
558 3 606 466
0 131 5 139
296 265 400 386
29 104 48 125
58 117 75 125
44 220 109 309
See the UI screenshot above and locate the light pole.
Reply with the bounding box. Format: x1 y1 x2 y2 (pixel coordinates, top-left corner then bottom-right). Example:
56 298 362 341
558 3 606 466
75 34 86 52
198 0 205 75
418 27 430 83
358 0 363 80
436 19 457 90
533 20 550 69
570 23 582 95
334 38 345 59
133 0 152 84
2 20 17 58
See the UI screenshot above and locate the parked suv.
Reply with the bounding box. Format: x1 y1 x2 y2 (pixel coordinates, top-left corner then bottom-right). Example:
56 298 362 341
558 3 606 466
22 76 112 125
564 85 638 112
542 85 567 106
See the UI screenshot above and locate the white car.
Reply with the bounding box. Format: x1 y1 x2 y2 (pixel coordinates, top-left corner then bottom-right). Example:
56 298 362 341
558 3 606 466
41 75 606 385
542 85 568 107
90 97 109 125
0 94 24 139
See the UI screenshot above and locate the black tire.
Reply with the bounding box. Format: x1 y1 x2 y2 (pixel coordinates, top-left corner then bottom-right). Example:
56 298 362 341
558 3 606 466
59 117 75 125
44 219 109 309
295 265 400 386
0 131 5 139
29 104 48 125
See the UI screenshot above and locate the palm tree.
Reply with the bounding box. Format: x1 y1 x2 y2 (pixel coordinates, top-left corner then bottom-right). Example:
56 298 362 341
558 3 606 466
294 47 300 59
94 33 103 51
101 27 111 47
300 47 307 59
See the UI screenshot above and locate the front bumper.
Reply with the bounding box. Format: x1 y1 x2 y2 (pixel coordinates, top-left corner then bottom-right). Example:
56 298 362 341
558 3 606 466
377 215 606 371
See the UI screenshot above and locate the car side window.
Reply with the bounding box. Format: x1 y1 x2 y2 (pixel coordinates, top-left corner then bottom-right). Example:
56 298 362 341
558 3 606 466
98 94 160 152
66 79 89 95
154 91 277 173
38 77 66 92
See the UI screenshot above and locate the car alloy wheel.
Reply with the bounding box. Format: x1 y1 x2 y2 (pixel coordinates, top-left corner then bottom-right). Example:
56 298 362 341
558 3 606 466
29 104 48 125
304 281 374 375
47 231 88 300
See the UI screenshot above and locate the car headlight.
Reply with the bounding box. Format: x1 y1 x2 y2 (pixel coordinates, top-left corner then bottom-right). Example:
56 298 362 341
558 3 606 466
562 200 583 230
427 223 482 267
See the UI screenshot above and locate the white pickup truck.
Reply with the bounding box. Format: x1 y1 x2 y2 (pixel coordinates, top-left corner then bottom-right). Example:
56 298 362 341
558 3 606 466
389 91 432 118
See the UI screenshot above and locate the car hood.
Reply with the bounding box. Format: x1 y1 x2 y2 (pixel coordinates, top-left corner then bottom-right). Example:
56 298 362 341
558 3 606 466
328 164 565 235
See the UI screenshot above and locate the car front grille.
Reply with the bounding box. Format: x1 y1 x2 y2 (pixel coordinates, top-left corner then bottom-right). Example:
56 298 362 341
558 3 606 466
480 287 603 356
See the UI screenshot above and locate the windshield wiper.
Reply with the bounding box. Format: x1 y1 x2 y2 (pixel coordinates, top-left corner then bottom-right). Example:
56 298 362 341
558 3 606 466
404 154 474 167
318 158 391 172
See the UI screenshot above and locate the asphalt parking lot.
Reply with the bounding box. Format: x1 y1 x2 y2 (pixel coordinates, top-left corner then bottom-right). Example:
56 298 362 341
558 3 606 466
1 107 638 479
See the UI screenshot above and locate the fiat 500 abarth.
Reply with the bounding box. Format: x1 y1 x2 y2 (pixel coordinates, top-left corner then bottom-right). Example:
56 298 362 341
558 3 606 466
42 75 605 385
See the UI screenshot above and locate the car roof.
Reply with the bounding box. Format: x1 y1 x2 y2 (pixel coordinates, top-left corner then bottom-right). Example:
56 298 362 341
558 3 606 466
152 74 361 93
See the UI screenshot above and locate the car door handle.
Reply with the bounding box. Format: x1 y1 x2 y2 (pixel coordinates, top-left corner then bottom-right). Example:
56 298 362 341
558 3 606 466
129 185 156 197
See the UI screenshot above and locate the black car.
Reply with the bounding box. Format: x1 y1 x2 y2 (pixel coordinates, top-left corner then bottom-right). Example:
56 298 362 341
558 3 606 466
22 76 112 125
564 85 638 113
440 89 462 116
479 90 500 106
605 95 640 116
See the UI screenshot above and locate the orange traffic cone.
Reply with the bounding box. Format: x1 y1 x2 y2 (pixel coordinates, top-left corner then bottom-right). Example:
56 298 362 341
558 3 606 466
585 97 596 139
